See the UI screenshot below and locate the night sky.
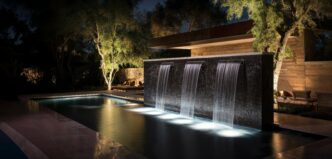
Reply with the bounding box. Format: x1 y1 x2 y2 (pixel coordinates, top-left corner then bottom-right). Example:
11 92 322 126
137 0 164 12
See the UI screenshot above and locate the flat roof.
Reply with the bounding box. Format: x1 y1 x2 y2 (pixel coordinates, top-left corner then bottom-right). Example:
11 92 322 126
150 20 254 49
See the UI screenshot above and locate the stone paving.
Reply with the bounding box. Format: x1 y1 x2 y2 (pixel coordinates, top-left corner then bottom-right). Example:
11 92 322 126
275 112 332 138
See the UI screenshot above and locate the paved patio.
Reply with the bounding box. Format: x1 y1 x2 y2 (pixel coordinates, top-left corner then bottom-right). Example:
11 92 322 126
275 112 332 137
272 113 332 159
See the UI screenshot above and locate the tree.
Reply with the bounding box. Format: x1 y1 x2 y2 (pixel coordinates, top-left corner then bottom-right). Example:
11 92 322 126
151 0 226 37
216 0 332 90
74 0 149 90
1 0 149 92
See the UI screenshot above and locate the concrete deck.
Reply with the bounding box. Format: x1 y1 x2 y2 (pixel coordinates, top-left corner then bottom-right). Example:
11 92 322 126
271 112 332 159
275 112 332 137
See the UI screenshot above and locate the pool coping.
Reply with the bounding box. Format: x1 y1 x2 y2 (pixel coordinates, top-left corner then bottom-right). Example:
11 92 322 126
18 91 144 104
0 122 49 159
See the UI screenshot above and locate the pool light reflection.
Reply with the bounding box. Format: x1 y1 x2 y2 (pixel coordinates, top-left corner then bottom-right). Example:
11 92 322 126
217 129 246 137
129 107 155 112
128 107 257 138
169 118 194 125
189 122 219 130
157 114 180 120
142 110 164 115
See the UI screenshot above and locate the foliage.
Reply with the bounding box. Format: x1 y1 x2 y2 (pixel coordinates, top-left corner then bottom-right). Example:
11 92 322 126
151 0 226 37
216 0 332 66
0 0 150 93
71 0 150 90
20 67 44 84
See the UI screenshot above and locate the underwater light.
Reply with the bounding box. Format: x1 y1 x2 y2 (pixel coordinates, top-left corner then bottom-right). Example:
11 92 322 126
119 103 140 107
142 110 164 115
189 122 218 130
217 129 244 137
169 118 194 125
157 114 180 120
126 103 140 106
128 107 155 112
68 105 100 109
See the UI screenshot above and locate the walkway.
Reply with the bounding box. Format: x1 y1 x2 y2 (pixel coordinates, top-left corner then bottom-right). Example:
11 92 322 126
274 112 332 137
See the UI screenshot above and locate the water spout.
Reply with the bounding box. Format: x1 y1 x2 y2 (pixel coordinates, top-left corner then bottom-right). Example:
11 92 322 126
213 62 241 127
180 62 203 118
155 64 172 111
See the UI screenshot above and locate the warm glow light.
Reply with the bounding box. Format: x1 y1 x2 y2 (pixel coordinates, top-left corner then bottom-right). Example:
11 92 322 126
169 118 193 125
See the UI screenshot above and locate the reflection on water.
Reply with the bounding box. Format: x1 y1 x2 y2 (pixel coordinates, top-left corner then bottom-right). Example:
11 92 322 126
38 96 147 154
272 133 283 153
270 131 317 155
38 96 322 159
94 133 146 159
97 99 145 153
27 100 40 112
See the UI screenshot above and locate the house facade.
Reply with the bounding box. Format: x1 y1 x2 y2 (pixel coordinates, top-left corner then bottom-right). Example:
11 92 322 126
150 21 332 97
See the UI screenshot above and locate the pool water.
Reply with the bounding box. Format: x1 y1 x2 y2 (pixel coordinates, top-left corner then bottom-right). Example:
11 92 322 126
0 130 27 159
38 96 323 159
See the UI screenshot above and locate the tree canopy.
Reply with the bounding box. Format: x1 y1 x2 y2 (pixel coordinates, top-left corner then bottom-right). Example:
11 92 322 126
217 0 332 64
151 0 226 37
0 0 150 94
69 0 150 90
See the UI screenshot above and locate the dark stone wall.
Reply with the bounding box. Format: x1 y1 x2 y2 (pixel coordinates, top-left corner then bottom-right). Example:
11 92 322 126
144 53 273 130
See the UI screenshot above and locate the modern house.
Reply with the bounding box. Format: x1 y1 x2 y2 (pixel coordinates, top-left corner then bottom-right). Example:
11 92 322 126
150 20 332 110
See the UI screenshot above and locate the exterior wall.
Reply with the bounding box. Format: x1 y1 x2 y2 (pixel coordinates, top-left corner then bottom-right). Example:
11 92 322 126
305 61 332 93
191 42 255 56
191 33 332 94
278 35 306 91
279 32 332 94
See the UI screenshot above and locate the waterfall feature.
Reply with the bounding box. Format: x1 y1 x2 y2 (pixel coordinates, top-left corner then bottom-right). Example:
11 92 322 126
180 62 203 118
155 64 172 111
213 62 241 127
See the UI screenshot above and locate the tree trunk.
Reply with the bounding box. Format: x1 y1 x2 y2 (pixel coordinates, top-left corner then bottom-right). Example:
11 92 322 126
94 39 109 90
107 81 112 91
273 28 294 91
273 61 283 91
274 29 293 69
188 18 195 32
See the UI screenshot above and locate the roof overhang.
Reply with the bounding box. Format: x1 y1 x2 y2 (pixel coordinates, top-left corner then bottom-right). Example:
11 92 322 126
150 21 254 50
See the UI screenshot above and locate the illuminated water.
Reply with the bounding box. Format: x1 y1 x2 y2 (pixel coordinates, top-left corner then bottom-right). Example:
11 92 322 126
155 64 171 111
38 96 322 159
213 62 241 127
180 63 202 118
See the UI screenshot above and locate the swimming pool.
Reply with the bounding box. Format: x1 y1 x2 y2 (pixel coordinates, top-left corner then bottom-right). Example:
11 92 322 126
37 95 323 159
